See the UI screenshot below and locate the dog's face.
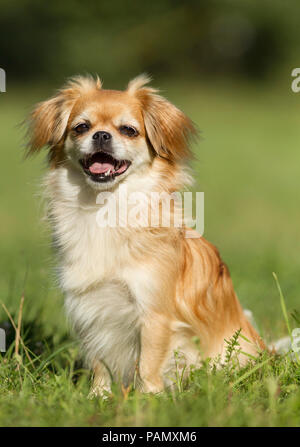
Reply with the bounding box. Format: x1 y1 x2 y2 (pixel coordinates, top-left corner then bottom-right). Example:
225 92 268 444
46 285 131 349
65 89 149 189
28 75 195 190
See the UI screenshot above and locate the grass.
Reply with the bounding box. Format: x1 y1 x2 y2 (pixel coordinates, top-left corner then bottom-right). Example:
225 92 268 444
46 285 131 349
0 78 300 426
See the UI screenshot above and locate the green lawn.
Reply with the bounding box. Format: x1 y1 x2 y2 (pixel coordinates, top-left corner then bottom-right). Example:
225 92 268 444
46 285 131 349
0 79 300 426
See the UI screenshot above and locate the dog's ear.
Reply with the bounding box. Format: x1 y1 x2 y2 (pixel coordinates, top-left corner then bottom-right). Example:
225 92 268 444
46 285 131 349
26 75 102 156
127 74 196 161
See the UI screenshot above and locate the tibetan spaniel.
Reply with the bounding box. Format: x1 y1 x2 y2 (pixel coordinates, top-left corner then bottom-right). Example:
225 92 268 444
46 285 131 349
27 75 265 395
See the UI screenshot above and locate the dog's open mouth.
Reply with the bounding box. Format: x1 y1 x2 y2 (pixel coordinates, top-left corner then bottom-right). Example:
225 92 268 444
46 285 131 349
79 151 131 182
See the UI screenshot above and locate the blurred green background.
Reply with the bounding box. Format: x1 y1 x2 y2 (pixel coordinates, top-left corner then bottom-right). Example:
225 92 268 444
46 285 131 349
1 0 300 349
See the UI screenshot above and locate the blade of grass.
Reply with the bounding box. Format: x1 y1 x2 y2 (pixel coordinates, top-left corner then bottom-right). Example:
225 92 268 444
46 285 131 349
36 341 77 373
1 301 35 369
15 293 24 367
239 333 253 344
232 357 272 388
272 272 292 337
272 272 300 363
240 350 258 361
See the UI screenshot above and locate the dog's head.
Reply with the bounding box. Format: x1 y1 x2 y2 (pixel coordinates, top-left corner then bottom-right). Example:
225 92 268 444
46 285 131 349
28 75 196 190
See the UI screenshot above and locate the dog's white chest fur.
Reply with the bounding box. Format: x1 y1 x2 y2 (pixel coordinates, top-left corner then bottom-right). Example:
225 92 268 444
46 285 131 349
65 279 141 384
48 168 151 383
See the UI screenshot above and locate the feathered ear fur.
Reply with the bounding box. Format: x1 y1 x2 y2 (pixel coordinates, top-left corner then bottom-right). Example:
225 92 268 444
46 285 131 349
127 74 197 161
27 75 102 156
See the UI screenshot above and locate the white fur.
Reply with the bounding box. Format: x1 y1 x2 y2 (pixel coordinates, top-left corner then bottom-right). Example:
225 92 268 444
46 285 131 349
45 162 190 387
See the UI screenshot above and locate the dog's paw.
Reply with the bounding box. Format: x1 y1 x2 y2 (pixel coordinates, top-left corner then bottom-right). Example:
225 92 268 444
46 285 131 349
139 378 164 394
88 385 111 400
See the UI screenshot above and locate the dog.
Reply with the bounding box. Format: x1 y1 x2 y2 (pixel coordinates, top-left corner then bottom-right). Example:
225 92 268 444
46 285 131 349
27 74 265 395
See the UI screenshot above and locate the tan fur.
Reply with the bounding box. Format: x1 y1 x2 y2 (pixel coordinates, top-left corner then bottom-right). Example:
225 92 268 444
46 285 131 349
27 75 265 395
127 75 196 161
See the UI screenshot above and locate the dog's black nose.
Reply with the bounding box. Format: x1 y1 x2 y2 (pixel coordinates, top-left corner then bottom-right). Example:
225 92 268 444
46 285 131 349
92 131 112 143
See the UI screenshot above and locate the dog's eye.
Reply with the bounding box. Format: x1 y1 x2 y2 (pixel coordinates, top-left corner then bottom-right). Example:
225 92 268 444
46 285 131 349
119 125 138 137
74 123 90 134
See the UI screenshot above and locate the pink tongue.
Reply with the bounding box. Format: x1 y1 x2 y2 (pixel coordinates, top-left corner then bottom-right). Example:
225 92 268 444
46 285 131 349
89 162 114 174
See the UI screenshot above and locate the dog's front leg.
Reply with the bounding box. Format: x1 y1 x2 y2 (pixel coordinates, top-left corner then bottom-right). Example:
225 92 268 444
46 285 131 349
138 312 171 394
